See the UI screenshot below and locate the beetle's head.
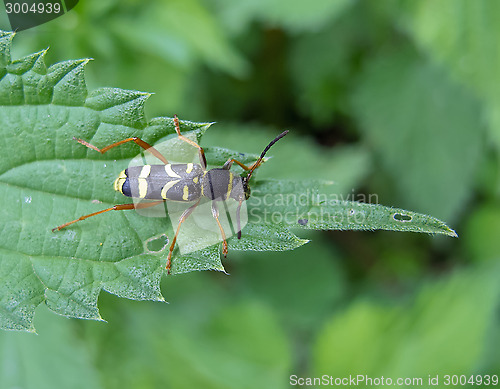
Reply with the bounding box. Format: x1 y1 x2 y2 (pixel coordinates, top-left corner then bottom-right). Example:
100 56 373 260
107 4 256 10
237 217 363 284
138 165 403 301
231 130 288 238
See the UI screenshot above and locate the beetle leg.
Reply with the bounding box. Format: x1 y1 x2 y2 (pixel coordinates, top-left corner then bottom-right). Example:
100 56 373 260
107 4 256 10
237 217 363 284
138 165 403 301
74 136 169 165
222 157 270 172
222 158 252 171
236 199 243 239
52 200 165 231
166 199 201 274
173 115 207 170
211 201 228 257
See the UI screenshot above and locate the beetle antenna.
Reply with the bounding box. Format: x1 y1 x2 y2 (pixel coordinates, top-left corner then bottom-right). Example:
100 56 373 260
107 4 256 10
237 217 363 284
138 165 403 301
245 130 288 182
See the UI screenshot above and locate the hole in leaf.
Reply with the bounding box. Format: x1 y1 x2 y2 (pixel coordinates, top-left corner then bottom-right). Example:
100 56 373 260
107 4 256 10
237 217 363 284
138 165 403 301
393 213 412 222
145 234 169 253
298 218 308 226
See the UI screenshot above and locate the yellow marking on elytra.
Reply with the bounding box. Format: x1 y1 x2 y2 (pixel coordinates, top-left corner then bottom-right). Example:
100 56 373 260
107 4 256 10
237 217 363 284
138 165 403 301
138 179 148 198
200 171 207 197
161 179 179 199
114 170 127 193
183 185 189 201
139 165 151 178
226 172 233 199
165 164 181 178
186 163 193 174
193 176 199 184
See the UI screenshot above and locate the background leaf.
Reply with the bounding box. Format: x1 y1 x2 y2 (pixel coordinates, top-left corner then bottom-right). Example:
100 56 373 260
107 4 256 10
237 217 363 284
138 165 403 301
351 48 483 222
0 306 101 389
210 0 354 33
314 264 500 377
400 0 500 153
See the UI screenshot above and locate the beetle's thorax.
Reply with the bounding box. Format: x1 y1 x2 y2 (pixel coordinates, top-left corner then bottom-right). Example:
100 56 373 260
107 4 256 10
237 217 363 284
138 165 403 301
201 168 246 201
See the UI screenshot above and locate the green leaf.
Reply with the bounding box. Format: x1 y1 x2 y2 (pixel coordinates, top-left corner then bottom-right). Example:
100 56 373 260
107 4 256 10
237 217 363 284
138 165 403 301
400 0 500 152
0 306 101 389
98 299 292 389
251 180 457 237
313 264 500 376
398 0 500 193
351 48 483 222
110 0 249 77
210 0 354 33
229 223 309 251
237 236 345 332
288 7 366 125
0 31 456 332
463 202 500 263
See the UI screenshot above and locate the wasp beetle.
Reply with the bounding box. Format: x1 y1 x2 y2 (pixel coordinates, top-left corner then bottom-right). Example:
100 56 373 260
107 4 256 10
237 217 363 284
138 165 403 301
52 115 288 273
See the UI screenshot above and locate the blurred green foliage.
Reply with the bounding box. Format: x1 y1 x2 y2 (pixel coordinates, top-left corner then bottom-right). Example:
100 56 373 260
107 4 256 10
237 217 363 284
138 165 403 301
2 0 500 387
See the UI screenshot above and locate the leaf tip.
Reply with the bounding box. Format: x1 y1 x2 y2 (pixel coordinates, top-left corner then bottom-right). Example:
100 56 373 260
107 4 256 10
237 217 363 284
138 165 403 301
70 58 93 71
433 217 458 238
153 293 168 303
90 310 107 323
135 90 154 98
298 238 311 246
6 30 16 39
209 264 228 274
